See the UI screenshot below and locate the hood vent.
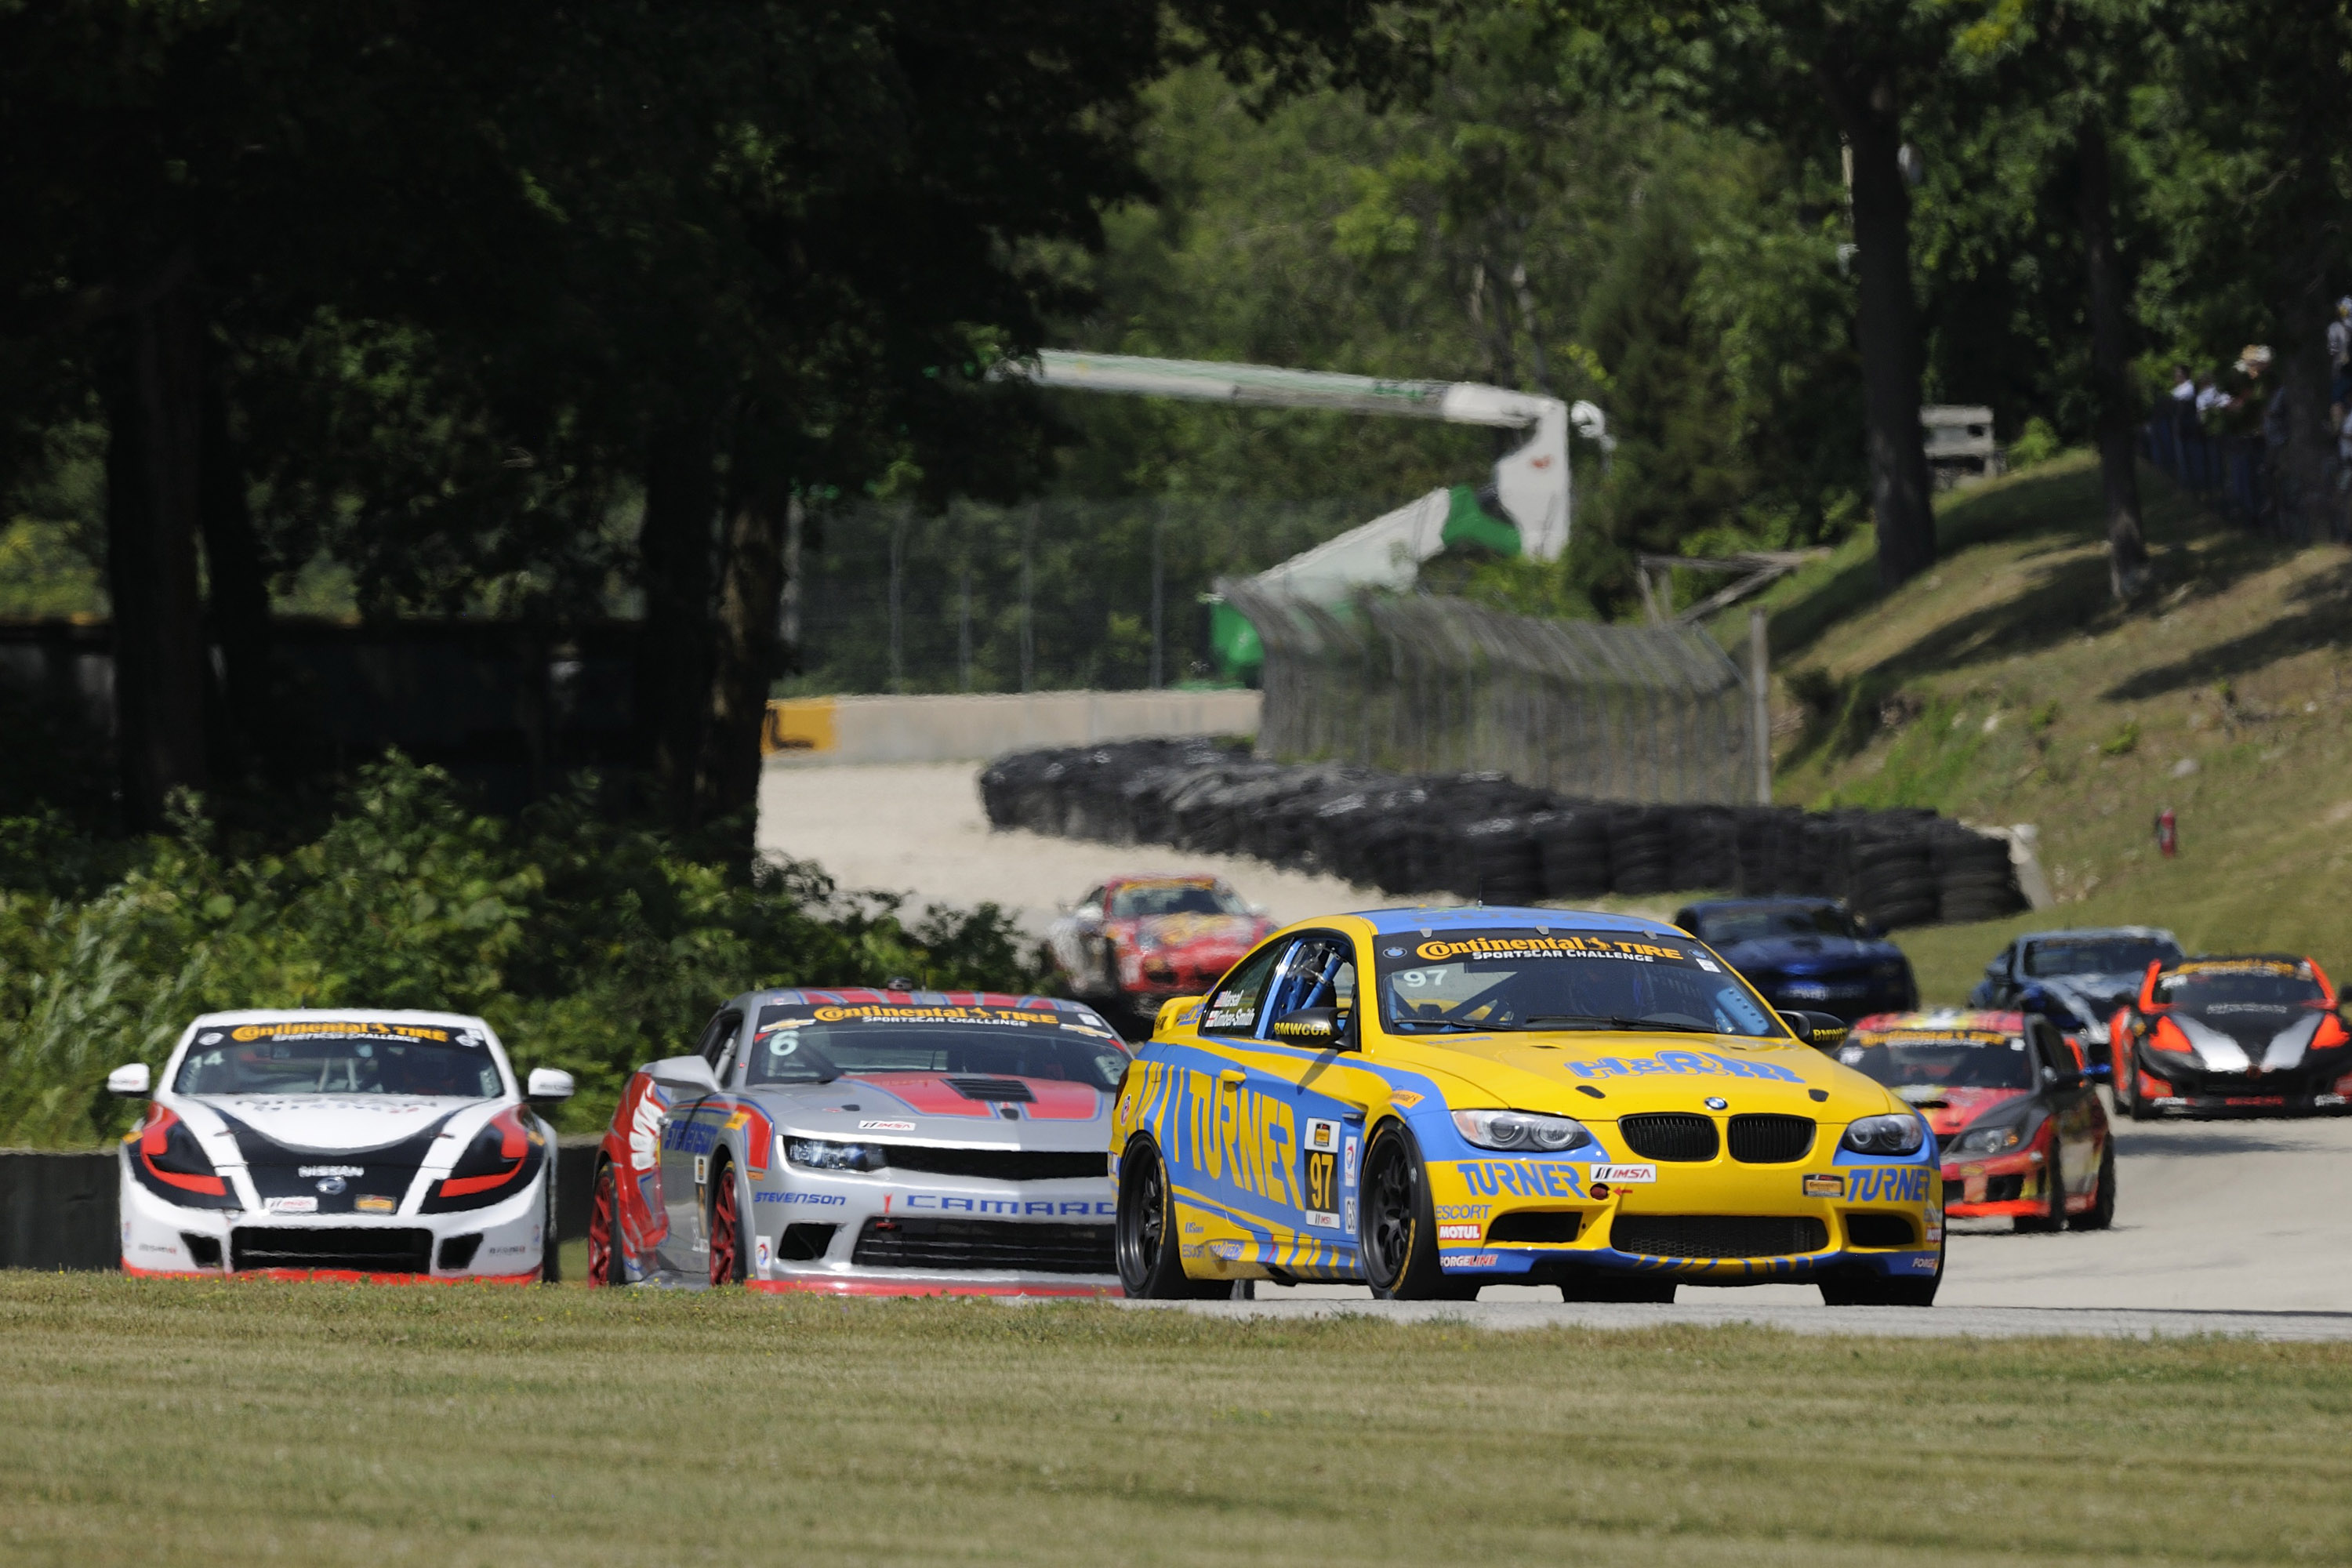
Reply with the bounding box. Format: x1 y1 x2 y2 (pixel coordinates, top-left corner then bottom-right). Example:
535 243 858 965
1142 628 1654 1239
947 1076 1036 1103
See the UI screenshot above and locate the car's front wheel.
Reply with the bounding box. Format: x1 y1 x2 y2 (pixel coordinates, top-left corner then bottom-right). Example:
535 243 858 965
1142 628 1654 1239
541 1168 562 1283
708 1156 747 1287
1116 1138 1228 1298
1820 1231 1943 1307
1359 1123 1477 1301
587 1159 626 1287
2067 1139 2117 1231
2013 1142 2066 1234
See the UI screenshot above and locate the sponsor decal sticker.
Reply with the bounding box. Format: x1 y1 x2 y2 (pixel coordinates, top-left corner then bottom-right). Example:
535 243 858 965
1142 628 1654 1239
299 1165 364 1178
1803 1174 1846 1197
1391 1091 1424 1109
858 1120 916 1132
1304 1209 1342 1230
1846 1166 1931 1203
1445 1252 1500 1267
1434 1203 1490 1221
757 1238 771 1269
356 1196 395 1214
1438 1223 1482 1241
264 1196 318 1214
1344 1135 1359 1183
904 1196 1114 1216
756 1190 847 1206
1305 1119 1340 1153
1589 1163 1656 1185
314 1176 347 1196
1457 1160 1588 1200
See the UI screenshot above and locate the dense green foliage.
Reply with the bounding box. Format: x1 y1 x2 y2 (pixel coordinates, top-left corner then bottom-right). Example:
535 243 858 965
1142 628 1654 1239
0 757 1039 1148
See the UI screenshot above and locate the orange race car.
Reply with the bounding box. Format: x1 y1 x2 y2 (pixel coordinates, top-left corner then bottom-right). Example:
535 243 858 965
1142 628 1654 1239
2108 953 2352 1119
1838 1010 2114 1232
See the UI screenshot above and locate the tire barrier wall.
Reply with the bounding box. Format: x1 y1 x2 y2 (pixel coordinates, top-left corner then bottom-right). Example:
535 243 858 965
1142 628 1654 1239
1224 583 1756 804
981 738 2027 931
0 1135 603 1272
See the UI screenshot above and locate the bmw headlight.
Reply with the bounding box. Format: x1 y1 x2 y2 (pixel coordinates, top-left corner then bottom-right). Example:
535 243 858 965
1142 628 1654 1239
1451 1109 1592 1152
1947 1124 2023 1155
784 1138 887 1172
1840 1113 1927 1156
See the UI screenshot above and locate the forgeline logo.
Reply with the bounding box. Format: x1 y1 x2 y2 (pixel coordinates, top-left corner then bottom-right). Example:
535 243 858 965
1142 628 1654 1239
807 1004 1059 1026
1412 935 1687 962
230 1022 451 1043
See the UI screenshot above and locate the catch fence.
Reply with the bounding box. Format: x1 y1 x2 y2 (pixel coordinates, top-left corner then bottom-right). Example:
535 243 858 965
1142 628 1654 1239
1225 582 1759 805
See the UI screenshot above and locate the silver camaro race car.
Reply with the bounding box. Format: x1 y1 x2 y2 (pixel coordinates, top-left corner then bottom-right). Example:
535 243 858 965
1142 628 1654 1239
114 1009 574 1282
585 989 1129 1295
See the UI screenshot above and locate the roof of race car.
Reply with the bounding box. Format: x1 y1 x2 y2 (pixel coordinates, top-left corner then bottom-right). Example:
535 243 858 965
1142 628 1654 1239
1850 1008 2025 1038
742 987 1098 1014
2016 925 2177 944
183 1007 495 1031
1345 905 1686 942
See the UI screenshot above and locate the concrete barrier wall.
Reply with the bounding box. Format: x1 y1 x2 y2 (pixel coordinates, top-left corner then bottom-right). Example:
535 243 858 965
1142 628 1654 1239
763 689 1261 766
1 1135 605 1272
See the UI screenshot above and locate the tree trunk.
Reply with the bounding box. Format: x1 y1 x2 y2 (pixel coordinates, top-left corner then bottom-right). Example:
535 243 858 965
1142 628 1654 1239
2075 113 2151 601
2274 241 2338 543
1828 72 1937 590
635 408 719 826
694 490 788 854
198 351 273 770
105 286 209 829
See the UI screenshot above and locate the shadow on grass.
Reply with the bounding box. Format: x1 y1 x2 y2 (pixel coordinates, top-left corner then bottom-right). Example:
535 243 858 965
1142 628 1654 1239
2103 557 2352 702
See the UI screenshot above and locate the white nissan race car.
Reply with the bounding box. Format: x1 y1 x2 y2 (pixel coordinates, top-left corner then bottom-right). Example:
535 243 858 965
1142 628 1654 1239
113 1010 573 1283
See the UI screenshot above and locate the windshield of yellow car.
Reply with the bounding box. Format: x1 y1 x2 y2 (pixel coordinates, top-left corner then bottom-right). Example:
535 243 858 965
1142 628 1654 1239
1373 928 1781 1036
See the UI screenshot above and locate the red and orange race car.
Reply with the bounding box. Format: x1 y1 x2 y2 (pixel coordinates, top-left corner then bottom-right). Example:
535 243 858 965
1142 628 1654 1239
2107 953 2352 1118
1838 1009 2114 1232
1043 873 1274 1029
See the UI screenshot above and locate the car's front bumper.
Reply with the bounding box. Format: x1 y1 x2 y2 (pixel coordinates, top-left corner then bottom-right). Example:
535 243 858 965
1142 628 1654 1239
745 1166 1120 1298
118 1152 546 1283
2125 1054 2352 1116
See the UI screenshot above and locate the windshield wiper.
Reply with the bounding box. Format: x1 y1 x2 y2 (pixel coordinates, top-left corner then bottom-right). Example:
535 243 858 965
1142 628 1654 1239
1389 1015 1497 1033
1514 1014 1708 1033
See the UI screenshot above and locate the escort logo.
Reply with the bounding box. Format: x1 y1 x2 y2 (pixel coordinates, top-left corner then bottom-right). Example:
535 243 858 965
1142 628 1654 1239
1433 1203 1491 1222
1802 1174 1846 1197
858 1120 916 1132
1304 1209 1342 1229
755 1191 848 1206
355 1196 396 1214
903 1196 1115 1217
1559 1050 1803 1085
1305 1118 1340 1153
1456 1160 1587 1200
1437 1223 1481 1240
1846 1166 1931 1203
265 1196 317 1214
1590 1163 1656 1185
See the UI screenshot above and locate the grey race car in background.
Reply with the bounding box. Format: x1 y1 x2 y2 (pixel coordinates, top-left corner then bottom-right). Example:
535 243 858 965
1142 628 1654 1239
1969 927 2183 1064
586 989 1131 1295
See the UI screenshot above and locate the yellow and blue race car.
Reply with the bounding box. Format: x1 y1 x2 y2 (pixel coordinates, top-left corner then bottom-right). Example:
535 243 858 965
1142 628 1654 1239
1109 907 1942 1305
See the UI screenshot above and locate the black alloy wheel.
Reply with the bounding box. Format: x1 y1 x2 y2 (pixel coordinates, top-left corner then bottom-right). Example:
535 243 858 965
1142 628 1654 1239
2067 1138 2118 1231
1358 1123 1477 1301
2013 1141 2066 1234
2112 1034 2143 1120
1116 1138 1227 1298
707 1155 747 1286
587 1159 626 1286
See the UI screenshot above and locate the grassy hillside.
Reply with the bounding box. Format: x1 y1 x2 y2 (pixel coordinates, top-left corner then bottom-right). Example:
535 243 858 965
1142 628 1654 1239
1721 452 2352 1002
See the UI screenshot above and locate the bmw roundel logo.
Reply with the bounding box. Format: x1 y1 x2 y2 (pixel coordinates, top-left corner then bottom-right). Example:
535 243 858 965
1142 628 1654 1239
316 1176 347 1195
1385 947 1403 957
1704 1096 1728 1110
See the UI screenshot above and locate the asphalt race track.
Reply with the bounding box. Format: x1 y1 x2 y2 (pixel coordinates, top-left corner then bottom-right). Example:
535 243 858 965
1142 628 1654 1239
761 760 2352 1331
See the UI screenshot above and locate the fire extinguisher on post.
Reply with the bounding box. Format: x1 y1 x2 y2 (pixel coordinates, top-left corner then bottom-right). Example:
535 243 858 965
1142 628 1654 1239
2155 808 2178 858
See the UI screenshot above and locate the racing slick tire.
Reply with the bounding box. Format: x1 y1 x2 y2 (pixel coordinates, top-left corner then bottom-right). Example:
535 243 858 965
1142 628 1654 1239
2112 1042 2143 1120
1116 1138 1229 1299
1818 1233 1943 1307
2067 1140 2117 1232
1359 1123 1479 1302
586 1158 626 1287
2013 1145 2066 1234
541 1169 561 1283
708 1154 749 1287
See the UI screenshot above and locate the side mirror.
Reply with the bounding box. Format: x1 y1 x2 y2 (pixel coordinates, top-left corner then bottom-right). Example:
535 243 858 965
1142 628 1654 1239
1270 1006 1356 1050
1779 1010 1849 1050
1984 958 2005 980
526 1067 575 1103
1153 995 1207 1036
648 1054 720 1094
1247 902 1270 918
107 1062 151 1098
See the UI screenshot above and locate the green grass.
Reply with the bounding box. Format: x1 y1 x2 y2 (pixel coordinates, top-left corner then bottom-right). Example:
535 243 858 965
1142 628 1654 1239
1692 452 2352 1004
4 1276 2351 1565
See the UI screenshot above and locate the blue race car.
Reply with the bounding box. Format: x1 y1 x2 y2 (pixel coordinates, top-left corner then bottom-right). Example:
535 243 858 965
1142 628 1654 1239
1671 898 1918 1025
1966 927 2183 1069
